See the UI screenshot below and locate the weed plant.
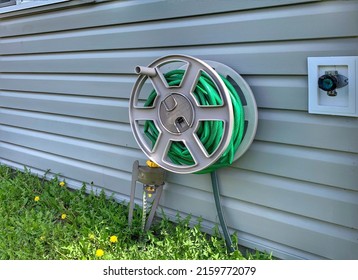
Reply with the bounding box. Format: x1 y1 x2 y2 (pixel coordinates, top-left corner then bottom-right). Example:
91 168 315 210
0 165 271 260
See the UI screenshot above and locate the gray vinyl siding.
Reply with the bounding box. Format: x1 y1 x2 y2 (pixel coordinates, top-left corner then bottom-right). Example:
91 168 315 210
1 0 357 260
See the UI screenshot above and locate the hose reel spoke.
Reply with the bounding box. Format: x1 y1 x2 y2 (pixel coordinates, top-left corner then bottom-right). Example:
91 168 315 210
151 131 171 157
195 105 230 121
178 62 202 94
149 72 171 98
131 106 157 121
135 66 170 96
184 133 211 166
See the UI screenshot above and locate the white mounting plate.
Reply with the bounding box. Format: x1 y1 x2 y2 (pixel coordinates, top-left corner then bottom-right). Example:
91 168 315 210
308 56 358 117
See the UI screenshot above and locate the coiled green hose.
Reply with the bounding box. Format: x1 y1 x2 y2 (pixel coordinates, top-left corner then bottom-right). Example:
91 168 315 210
143 69 245 174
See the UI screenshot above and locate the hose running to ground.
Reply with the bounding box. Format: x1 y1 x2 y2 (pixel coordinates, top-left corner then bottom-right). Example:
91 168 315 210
143 69 245 174
211 171 235 253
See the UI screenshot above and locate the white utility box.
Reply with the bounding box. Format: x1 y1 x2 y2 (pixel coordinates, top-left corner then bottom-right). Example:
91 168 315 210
307 56 358 117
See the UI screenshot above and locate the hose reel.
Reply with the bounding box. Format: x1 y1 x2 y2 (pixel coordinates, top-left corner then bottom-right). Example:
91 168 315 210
129 54 258 174
128 55 258 250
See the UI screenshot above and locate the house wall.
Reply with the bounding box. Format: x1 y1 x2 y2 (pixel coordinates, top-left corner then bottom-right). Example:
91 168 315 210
0 0 357 259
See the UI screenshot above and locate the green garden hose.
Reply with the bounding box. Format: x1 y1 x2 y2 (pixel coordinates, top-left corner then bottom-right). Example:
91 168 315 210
143 69 245 174
211 170 235 253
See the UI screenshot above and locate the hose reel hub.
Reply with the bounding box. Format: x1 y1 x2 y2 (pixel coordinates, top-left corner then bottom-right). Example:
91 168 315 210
129 55 257 174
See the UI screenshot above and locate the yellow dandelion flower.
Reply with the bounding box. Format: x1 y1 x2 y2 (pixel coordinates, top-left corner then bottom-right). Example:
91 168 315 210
59 181 65 187
40 236 45 241
109 235 118 243
34 196 40 202
95 249 104 257
61 213 67 220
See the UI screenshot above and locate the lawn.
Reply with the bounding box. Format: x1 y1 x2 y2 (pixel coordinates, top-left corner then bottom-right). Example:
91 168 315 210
0 165 271 260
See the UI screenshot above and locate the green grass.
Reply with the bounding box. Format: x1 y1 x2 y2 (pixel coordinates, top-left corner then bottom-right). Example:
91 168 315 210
0 165 272 260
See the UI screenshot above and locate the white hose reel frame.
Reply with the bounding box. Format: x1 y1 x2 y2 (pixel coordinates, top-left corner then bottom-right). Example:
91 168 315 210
129 54 258 174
